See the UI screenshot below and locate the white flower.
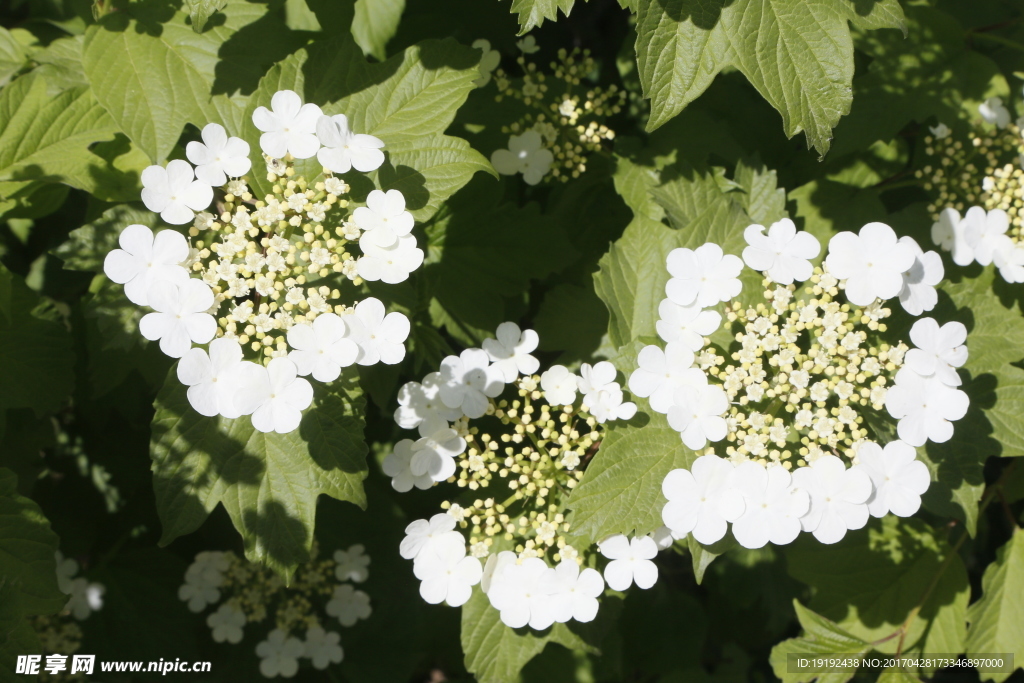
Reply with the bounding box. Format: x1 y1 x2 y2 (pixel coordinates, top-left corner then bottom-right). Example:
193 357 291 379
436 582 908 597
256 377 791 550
979 96 1011 128
66 578 104 620
141 160 214 225
929 122 951 138
540 365 578 405
897 237 943 316
482 322 540 382
394 373 462 435
256 629 304 678
491 131 553 185
856 441 930 518
177 338 260 418
139 280 217 358
399 514 458 560
410 425 466 482
185 123 251 187
931 208 975 266
577 361 616 398
55 552 78 594
996 244 1024 283
286 313 359 382
356 233 424 284
599 534 658 591
252 90 323 159
326 583 371 627
587 386 637 423
661 455 745 545
666 384 729 450
303 627 343 669
412 532 482 607
102 224 189 306
628 343 707 413
207 603 246 644
487 556 557 629
824 222 916 305
742 218 820 285
472 39 501 87
791 456 871 544
655 298 722 350
234 358 314 434
651 525 676 550
382 439 434 491
665 243 743 307
480 550 517 594
545 560 604 624
439 349 505 418
516 35 539 54
334 544 370 583
316 114 384 174
730 462 809 549
353 189 414 248
885 367 969 446
905 318 967 387
963 207 1013 266
343 298 410 366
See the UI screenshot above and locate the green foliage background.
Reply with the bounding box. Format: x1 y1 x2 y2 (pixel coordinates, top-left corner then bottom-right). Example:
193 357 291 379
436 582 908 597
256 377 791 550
0 0 1023 681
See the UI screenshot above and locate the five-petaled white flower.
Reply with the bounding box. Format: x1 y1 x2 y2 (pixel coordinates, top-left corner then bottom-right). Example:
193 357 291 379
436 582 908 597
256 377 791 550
897 236 944 316
742 218 820 285
545 560 604 624
855 441 931 518
979 96 1011 128
252 90 323 160
334 544 370 583
235 358 314 434
177 337 259 418
399 514 458 560
666 384 729 450
472 39 501 87
486 556 557 629
791 455 871 544
316 114 385 174
540 365 578 405
483 322 540 382
255 629 305 679
655 298 722 350
394 373 463 434
599 534 658 591
578 361 619 401
824 222 915 306
141 160 214 225
207 603 246 644
413 532 482 607
439 348 505 418
586 386 637 424
287 313 359 382
103 224 190 306
661 455 745 545
325 584 372 627
930 207 975 266
730 462 809 549
178 552 228 612
410 425 467 483
185 123 251 187
962 207 1013 267
996 244 1024 284
353 189 414 248
303 626 344 670
343 298 410 366
356 233 424 284
491 131 553 185
382 439 435 492
905 318 968 387
629 343 706 414
665 243 743 307
139 279 217 358
885 368 969 446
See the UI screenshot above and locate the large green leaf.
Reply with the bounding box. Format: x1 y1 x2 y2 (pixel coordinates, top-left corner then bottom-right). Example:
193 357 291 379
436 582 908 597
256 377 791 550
965 528 1024 683
510 0 577 32
0 27 27 87
352 0 405 59
634 0 905 155
769 601 871 683
149 367 368 579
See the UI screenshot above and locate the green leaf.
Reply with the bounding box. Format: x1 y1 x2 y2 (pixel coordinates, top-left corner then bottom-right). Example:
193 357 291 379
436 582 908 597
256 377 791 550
53 204 156 273
876 668 924 683
733 159 787 226
634 0 905 155
352 0 405 60
769 601 870 683
32 35 89 94
965 527 1024 683
687 534 734 584
0 468 66 616
535 283 609 360
0 27 27 87
149 367 369 579
185 0 228 33
510 0 576 33
460 588 596 683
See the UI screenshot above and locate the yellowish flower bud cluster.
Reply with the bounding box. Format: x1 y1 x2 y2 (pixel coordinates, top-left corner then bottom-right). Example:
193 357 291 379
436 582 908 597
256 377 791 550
31 614 85 682
700 270 906 469
189 157 364 362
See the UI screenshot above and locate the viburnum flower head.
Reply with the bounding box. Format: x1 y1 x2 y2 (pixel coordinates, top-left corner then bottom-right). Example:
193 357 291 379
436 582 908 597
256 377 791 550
399 514 458 560
286 313 359 382
252 89 323 159
931 207 975 267
234 358 314 434
905 318 968 387
185 123 252 187
343 297 410 366
353 189 414 248
742 218 820 285
491 131 554 185
439 348 504 418
102 224 189 306
545 560 605 624
412 532 482 607
599 534 658 591
856 441 930 517
791 455 871 544
303 627 344 670
356 233 424 284
655 298 722 351
979 96 1011 128
256 629 304 679
666 384 729 450
207 603 246 644
730 462 809 549
382 439 435 492
316 113 385 174
177 338 261 418
628 343 707 414
334 544 370 583
141 159 214 225
326 584 372 627
540 365 578 405
139 279 217 358
898 237 943 316
885 367 969 446
665 243 743 307
661 455 745 545
962 207 1013 267
487 556 557 629
824 222 916 306
394 373 463 435
482 322 540 382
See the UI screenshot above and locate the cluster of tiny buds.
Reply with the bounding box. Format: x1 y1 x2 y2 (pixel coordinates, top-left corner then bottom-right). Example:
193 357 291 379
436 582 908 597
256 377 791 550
186 155 360 359
31 615 85 682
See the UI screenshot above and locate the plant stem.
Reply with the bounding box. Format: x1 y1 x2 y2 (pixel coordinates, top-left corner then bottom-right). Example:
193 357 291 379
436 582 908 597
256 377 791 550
970 32 1024 54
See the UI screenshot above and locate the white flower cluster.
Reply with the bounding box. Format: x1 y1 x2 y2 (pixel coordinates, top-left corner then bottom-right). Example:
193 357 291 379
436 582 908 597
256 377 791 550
178 546 371 678
932 206 1024 283
631 218 969 548
55 551 105 621
102 89 417 434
